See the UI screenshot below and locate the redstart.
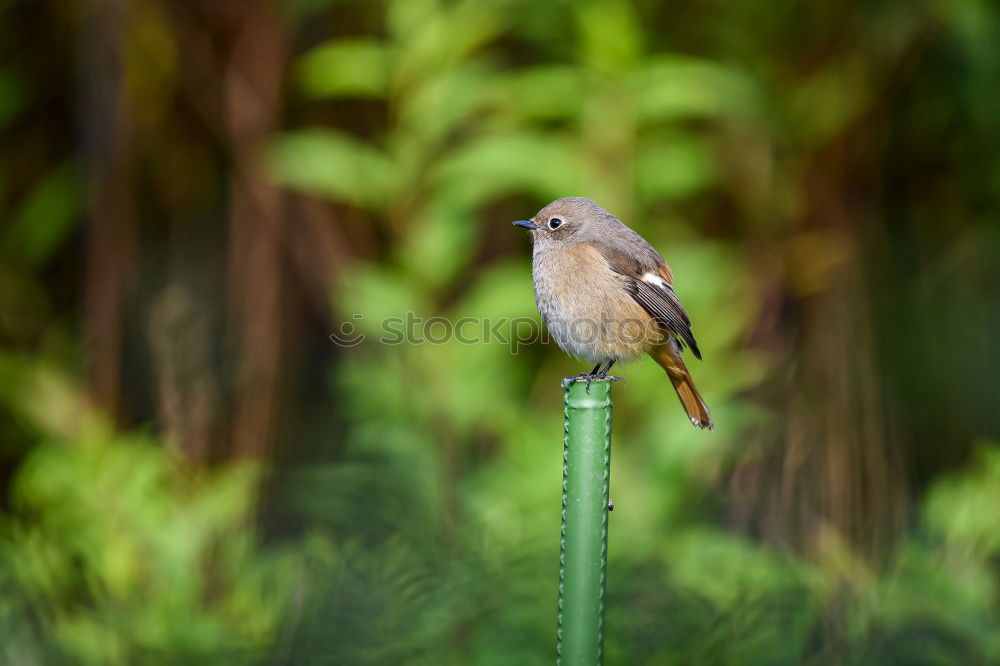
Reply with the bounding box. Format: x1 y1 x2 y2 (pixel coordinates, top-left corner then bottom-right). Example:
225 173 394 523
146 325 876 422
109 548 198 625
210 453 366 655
513 196 712 430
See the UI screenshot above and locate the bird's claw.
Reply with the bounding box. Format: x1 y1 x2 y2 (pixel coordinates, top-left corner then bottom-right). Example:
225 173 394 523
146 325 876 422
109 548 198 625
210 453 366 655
562 373 626 391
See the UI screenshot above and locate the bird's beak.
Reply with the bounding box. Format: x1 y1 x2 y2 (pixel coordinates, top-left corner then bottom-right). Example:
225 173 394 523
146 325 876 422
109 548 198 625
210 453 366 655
512 220 538 230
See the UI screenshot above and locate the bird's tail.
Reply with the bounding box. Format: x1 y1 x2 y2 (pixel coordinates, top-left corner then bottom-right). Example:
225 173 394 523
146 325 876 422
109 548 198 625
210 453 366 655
649 343 713 430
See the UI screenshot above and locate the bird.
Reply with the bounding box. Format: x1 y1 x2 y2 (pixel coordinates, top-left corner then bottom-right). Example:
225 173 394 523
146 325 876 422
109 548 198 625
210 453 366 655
513 196 712 430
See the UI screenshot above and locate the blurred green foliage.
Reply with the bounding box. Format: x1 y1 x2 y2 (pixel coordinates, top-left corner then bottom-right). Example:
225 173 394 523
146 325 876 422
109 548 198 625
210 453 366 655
2 0 1000 663
0 362 300 665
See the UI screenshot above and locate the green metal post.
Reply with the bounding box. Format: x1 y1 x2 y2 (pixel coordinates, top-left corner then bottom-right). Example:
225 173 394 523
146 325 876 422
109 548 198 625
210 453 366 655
557 378 613 665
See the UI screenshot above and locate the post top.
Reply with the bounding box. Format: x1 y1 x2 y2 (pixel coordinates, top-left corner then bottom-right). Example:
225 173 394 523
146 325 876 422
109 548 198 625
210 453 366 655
562 378 613 407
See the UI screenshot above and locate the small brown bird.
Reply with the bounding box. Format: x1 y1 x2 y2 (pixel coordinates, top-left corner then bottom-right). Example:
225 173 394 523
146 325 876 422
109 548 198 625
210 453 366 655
514 196 712 429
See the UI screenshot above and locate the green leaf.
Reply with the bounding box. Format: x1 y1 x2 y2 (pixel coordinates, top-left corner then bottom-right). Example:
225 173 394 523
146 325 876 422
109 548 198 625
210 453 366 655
296 38 390 99
396 200 478 290
636 55 759 122
433 132 581 205
496 66 583 121
635 135 715 200
924 443 1000 556
390 0 504 88
575 0 644 72
4 161 79 267
267 130 394 209
397 62 496 143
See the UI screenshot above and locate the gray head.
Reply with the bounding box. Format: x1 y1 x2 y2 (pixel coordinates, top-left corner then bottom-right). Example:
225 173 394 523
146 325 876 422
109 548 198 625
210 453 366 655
512 197 625 249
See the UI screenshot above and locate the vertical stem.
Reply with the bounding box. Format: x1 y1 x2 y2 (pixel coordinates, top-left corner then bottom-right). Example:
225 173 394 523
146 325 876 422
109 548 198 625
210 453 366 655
557 379 612 665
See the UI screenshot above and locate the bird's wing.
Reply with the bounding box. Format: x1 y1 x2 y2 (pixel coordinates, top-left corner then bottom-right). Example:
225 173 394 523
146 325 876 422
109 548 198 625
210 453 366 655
589 237 702 359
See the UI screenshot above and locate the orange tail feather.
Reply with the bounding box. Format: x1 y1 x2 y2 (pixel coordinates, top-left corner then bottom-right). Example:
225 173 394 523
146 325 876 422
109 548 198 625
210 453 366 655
649 344 713 430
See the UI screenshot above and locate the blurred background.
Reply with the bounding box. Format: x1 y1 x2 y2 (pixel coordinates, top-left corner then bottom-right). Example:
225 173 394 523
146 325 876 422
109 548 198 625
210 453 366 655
2 0 1000 663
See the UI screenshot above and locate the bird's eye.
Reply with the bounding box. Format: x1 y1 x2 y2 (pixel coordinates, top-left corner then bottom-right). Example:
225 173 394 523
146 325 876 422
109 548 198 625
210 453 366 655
548 217 563 230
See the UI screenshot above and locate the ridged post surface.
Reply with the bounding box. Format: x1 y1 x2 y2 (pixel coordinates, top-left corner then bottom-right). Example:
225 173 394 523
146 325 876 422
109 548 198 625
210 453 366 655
556 379 612 665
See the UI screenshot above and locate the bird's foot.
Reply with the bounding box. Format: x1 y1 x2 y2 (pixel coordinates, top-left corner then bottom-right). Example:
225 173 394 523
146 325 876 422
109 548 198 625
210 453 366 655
600 374 627 387
562 372 595 391
561 373 626 392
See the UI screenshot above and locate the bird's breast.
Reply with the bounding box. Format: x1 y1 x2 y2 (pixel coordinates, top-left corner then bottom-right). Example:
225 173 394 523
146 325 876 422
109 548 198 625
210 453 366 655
531 243 664 362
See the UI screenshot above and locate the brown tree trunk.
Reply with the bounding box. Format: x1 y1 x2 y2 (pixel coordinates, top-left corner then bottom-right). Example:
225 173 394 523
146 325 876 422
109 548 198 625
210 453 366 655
80 0 135 422
224 1 288 459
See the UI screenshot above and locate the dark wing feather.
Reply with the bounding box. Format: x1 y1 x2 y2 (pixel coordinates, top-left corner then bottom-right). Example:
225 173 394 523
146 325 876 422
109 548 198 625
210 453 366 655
588 237 702 360
626 278 701 359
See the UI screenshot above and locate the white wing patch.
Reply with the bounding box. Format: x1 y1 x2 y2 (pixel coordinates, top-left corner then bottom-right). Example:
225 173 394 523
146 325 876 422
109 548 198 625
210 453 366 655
641 271 669 289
